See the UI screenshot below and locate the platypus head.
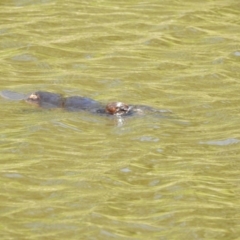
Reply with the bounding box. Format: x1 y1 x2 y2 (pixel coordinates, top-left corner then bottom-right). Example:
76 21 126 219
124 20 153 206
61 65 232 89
105 102 131 116
26 91 63 108
26 92 41 104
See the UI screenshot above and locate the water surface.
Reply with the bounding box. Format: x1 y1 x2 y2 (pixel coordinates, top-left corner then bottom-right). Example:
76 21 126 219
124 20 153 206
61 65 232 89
1 0 240 239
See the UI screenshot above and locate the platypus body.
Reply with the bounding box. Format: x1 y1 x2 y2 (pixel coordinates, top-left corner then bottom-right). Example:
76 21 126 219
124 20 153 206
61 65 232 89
1 90 171 117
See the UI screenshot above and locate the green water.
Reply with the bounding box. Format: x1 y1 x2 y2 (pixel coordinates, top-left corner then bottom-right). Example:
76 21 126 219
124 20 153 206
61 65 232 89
1 0 240 239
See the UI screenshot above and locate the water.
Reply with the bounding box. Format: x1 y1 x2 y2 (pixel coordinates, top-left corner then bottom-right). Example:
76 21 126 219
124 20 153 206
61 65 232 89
0 0 240 239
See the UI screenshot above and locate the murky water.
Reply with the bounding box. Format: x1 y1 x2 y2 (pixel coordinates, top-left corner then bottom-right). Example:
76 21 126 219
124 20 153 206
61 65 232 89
1 0 240 239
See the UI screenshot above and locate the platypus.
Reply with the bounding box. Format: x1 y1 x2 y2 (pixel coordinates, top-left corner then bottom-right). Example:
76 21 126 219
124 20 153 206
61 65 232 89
1 90 171 117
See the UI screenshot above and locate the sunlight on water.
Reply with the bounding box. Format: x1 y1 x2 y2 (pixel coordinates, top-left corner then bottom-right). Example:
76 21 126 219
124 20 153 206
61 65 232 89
0 0 240 239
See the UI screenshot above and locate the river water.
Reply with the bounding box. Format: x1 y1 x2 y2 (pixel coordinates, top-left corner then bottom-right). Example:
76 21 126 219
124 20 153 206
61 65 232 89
1 0 240 239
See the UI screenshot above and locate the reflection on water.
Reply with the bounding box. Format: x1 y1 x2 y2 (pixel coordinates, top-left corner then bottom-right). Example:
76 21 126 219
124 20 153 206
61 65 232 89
1 0 240 239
